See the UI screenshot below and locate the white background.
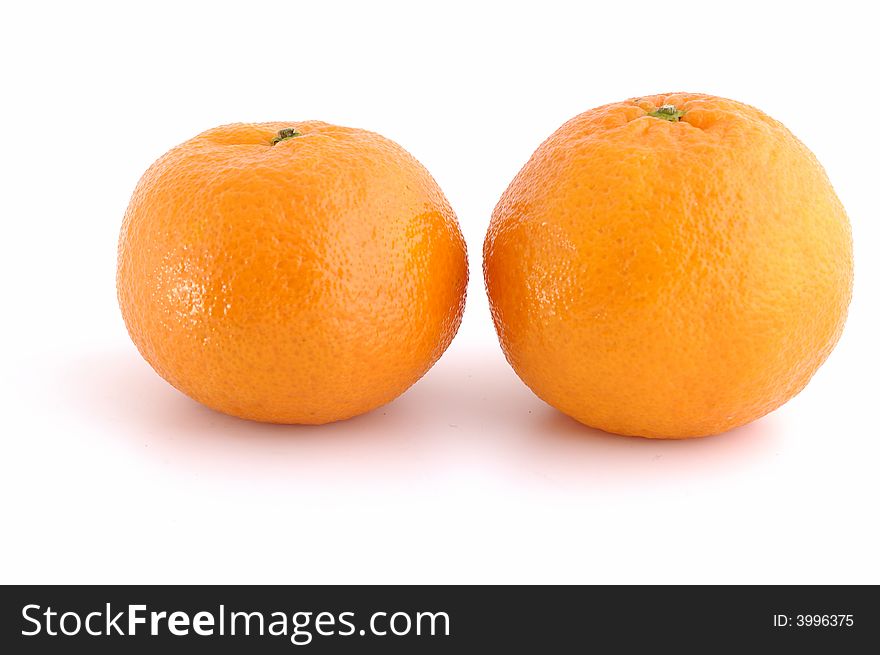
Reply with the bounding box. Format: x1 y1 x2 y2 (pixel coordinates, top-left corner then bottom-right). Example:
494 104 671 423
2 1 878 584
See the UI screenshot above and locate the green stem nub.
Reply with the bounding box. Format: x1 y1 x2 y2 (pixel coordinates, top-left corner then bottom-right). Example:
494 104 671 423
272 128 302 144
647 104 685 122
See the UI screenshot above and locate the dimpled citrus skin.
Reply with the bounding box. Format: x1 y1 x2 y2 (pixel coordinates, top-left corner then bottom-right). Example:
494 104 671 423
483 93 853 438
118 121 467 424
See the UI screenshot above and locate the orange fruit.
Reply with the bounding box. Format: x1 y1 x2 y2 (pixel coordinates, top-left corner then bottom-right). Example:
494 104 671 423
118 122 467 424
483 93 852 438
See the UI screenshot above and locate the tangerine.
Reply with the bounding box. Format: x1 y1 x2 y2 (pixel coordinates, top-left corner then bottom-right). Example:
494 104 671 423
118 122 468 424
483 93 852 438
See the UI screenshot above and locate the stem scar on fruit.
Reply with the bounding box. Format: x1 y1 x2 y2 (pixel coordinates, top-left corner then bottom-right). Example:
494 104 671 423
647 104 686 121
272 128 301 144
